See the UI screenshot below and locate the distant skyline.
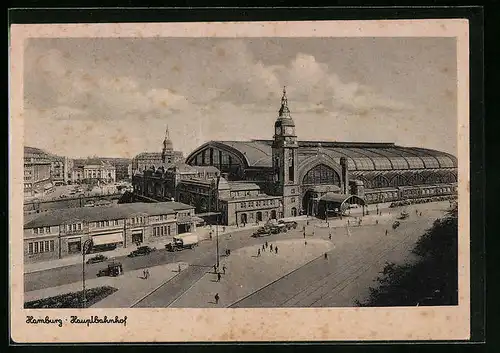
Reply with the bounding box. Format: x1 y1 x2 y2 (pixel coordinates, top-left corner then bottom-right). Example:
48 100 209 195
24 37 457 158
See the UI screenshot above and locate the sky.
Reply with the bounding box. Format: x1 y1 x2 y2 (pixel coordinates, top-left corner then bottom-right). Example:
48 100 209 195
23 37 457 159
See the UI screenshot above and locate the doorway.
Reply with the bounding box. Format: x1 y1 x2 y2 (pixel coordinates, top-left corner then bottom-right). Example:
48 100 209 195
256 211 263 222
240 213 248 224
270 210 277 219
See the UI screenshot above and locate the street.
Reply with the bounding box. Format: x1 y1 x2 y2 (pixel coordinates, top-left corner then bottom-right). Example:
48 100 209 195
24 201 452 307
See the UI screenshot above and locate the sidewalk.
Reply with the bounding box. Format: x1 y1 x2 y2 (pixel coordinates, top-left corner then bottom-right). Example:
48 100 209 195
24 262 188 308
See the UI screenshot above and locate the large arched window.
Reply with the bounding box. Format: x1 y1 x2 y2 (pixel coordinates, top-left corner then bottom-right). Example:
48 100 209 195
303 164 341 186
370 175 389 188
390 174 408 187
425 173 444 185
441 171 458 183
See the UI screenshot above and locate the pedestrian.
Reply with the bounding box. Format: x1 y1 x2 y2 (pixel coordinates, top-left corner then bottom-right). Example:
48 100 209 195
178 264 181 273
420 212 422 216
347 220 350 226
324 253 328 259
385 229 388 236
215 293 219 304
146 269 150 279
275 246 278 254
305 241 307 246
213 264 217 273
270 244 273 252
257 248 261 257
262 244 265 251
265 241 268 248
217 272 221 282
307 220 309 226
222 265 226 274
312 229 315 236
329 233 332 240
209 231 212 240
376 220 379 225
303 231 306 238
142 269 146 279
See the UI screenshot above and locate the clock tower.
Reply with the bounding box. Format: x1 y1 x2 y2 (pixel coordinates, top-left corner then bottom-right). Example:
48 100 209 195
272 87 300 218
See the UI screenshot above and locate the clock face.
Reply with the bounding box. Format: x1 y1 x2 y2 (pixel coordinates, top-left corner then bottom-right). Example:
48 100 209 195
285 126 294 135
275 126 282 135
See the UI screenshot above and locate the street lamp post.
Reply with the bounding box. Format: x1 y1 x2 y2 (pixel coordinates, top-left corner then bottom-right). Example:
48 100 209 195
215 176 220 269
82 239 93 308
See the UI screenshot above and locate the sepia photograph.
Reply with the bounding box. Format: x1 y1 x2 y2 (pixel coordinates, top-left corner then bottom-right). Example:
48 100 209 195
10 19 471 342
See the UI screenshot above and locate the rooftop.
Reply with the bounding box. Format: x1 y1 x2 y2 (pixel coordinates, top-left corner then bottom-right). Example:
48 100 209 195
24 201 194 229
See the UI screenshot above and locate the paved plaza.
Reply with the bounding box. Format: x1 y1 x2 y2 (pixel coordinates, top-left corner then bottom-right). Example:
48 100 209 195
24 201 452 308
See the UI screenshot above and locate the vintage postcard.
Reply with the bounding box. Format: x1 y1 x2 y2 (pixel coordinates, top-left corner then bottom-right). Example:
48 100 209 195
9 19 470 342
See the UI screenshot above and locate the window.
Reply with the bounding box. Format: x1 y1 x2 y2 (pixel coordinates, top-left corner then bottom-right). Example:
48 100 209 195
168 226 171 236
303 164 341 186
28 243 33 254
34 242 39 253
115 220 119 226
77 224 82 230
291 197 296 203
153 228 157 236
50 240 54 252
106 221 109 226
40 228 44 234
241 202 246 208
33 228 38 234
161 227 164 236
44 240 50 252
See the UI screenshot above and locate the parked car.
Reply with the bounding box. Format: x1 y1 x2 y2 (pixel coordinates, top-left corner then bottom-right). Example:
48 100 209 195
86 254 108 264
128 246 156 257
398 211 409 220
96 262 124 277
392 221 401 229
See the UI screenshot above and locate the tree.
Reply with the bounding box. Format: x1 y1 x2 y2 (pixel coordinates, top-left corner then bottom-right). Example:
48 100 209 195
356 205 458 307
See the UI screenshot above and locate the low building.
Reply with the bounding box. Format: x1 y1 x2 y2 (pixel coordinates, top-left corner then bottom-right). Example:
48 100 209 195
23 201 196 264
71 158 116 184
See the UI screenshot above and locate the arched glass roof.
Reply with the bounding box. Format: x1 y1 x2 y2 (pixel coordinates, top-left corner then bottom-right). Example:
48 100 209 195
186 140 458 173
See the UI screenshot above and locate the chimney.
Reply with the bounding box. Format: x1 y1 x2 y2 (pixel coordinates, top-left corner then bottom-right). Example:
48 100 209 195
340 157 349 195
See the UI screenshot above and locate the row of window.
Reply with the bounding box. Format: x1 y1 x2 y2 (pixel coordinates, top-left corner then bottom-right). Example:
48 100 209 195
240 199 277 209
28 240 55 254
360 172 457 189
153 225 172 237
97 220 120 228
365 185 456 202
33 227 51 234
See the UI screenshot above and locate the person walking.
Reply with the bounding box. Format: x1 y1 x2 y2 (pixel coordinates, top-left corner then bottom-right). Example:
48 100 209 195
270 244 273 252
217 272 221 282
376 219 379 225
324 253 328 260
215 293 219 304
257 248 261 257
142 269 146 279
305 240 307 246
329 232 332 240
262 244 265 252
385 229 388 236
265 241 268 248
178 264 182 273
222 265 226 274
275 246 278 254
303 231 306 238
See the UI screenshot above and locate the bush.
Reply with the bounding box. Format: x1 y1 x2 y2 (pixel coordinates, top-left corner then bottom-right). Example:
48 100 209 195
357 205 458 307
25 286 118 309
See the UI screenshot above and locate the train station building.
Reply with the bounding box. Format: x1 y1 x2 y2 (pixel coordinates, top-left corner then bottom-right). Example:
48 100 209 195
133 88 458 225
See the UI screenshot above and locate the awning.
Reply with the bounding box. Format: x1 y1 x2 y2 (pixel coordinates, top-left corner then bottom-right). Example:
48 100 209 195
177 215 193 225
192 216 206 224
92 233 123 246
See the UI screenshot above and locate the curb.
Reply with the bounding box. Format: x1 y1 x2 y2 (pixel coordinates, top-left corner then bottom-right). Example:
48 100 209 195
130 263 188 308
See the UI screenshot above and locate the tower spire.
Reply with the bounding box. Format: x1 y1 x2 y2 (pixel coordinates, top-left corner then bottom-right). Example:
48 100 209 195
279 86 291 117
165 125 170 140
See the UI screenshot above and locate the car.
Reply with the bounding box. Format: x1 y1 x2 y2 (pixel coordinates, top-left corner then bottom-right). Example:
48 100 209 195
128 246 156 257
278 220 298 230
86 254 108 264
392 221 401 229
252 227 271 237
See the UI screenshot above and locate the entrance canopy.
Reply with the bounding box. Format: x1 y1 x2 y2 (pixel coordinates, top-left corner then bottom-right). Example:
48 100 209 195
92 232 123 245
320 193 366 207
